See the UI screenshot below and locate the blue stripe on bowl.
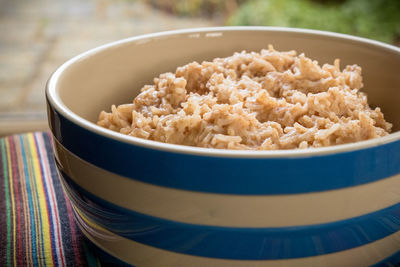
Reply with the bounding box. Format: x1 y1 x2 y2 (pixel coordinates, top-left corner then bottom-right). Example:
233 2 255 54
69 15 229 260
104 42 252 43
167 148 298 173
47 101 400 195
57 166 400 260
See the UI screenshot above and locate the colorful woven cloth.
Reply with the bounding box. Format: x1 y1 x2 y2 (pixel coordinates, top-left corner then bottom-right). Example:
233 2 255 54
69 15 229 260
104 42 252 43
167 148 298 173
0 132 103 267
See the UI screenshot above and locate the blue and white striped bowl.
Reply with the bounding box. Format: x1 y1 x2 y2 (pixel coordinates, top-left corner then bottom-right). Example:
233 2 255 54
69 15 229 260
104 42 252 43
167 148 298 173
46 27 400 266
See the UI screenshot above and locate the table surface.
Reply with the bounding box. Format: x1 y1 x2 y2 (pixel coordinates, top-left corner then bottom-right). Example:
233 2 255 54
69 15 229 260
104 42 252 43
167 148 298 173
0 132 105 266
0 0 210 137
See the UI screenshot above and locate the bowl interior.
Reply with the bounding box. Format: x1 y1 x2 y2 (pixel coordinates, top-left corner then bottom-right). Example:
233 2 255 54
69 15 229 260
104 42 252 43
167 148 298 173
54 28 400 132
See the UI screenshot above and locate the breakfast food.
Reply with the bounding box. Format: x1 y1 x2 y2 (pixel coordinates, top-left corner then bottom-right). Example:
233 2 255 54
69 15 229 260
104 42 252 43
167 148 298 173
97 46 392 150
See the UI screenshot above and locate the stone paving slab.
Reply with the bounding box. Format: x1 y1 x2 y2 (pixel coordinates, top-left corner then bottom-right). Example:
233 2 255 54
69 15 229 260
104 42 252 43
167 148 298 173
0 0 212 136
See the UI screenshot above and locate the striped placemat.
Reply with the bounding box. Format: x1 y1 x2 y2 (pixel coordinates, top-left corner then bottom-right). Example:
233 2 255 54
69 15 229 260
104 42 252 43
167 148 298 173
0 132 103 266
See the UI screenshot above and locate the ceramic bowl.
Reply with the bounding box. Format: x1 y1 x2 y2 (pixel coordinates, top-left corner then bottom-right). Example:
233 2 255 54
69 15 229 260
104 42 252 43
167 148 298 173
46 27 400 266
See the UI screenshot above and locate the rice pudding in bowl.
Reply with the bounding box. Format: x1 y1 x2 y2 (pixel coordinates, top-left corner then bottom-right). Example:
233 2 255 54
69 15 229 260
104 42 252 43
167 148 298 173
97 46 391 150
46 27 400 266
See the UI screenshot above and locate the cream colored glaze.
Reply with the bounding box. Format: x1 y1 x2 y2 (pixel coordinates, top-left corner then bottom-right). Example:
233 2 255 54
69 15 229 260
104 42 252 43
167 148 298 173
47 27 400 157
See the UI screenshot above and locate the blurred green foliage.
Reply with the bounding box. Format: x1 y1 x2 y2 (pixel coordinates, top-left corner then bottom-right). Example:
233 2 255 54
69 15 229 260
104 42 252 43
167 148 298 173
227 0 400 43
145 0 400 43
145 0 246 18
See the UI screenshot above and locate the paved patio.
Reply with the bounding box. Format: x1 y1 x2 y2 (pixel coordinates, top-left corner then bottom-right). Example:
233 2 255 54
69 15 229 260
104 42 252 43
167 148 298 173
0 0 212 136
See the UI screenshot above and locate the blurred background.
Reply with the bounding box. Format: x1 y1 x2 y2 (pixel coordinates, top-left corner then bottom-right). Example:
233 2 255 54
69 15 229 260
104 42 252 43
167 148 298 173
1 0 399 136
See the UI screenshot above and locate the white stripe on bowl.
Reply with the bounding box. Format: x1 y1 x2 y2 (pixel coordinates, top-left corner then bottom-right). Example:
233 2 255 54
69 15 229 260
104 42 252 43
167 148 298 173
54 138 400 227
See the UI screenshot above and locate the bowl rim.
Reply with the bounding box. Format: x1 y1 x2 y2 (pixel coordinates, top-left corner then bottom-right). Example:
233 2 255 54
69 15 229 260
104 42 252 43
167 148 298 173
46 26 400 158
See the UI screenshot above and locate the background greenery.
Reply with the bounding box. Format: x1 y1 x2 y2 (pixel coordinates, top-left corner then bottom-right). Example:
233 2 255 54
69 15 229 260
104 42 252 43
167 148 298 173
145 0 400 44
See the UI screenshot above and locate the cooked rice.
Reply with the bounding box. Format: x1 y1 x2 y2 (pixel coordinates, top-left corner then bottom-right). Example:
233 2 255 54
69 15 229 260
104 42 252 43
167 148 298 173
97 45 392 150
